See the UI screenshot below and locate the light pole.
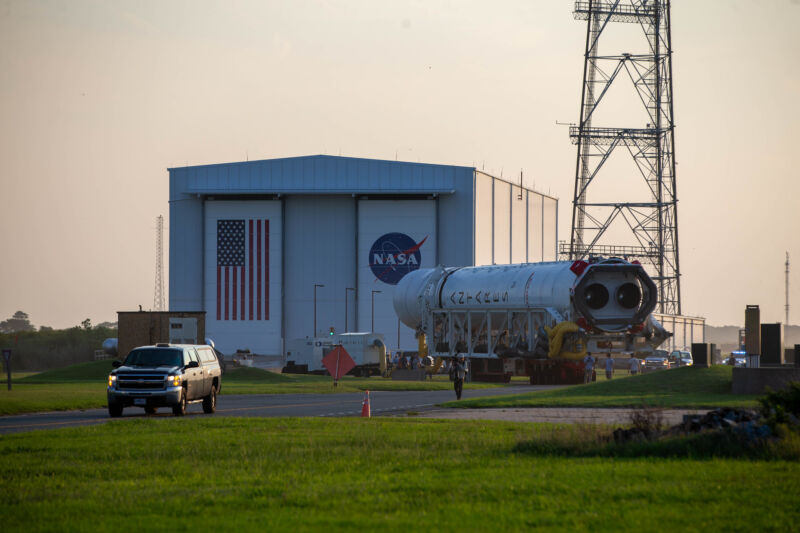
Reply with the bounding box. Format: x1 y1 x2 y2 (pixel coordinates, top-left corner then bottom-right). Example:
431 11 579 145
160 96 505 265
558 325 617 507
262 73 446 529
371 290 382 333
314 284 324 337
345 287 356 332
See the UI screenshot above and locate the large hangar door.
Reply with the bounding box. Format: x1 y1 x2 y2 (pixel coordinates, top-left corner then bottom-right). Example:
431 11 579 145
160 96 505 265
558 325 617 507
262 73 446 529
358 200 436 352
204 200 282 355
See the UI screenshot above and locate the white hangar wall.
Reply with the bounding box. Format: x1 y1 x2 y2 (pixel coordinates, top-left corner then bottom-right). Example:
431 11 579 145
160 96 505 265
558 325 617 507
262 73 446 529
282 195 462 352
357 200 437 351
168 155 557 356
474 171 558 267
284 195 357 341
203 201 282 354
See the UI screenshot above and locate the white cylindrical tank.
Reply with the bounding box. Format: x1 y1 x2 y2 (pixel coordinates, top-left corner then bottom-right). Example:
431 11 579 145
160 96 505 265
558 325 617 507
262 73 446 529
102 338 118 357
393 259 657 333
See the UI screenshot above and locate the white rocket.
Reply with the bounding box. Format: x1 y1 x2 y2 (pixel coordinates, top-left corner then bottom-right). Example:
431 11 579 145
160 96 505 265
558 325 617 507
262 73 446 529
393 258 667 358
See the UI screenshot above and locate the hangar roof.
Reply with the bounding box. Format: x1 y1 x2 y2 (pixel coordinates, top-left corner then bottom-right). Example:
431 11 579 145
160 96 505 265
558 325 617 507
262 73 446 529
169 155 474 196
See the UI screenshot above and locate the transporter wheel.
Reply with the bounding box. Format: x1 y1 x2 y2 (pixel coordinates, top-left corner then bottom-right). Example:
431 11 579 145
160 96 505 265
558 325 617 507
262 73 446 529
172 389 187 416
108 402 123 418
202 386 217 414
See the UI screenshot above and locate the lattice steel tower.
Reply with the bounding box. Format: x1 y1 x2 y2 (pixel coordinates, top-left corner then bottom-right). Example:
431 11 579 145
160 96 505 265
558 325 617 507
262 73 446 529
563 0 681 315
154 215 165 311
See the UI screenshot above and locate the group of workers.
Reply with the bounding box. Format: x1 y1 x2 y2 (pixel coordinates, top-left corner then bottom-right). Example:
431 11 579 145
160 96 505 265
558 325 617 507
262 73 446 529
390 350 649 397
582 352 642 384
391 352 434 373
388 351 469 399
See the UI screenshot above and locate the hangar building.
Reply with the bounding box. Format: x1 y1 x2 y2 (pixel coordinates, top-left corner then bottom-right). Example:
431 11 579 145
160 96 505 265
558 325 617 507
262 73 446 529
169 155 558 356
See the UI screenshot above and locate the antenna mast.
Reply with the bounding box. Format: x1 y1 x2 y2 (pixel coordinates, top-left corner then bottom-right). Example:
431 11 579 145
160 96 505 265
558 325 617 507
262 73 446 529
154 215 165 311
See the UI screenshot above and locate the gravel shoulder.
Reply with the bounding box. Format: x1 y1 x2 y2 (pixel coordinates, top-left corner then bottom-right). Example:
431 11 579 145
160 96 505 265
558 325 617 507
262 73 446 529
415 407 703 425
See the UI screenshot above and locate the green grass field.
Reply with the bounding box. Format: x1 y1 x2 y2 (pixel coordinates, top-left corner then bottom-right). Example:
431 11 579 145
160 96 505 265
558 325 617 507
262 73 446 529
0 418 797 532
447 366 761 409
0 362 500 415
0 362 765 416
221 366 503 394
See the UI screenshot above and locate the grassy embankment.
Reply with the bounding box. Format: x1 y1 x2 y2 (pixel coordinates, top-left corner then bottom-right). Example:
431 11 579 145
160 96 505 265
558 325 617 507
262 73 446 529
447 365 761 409
0 361 500 415
0 417 797 532
0 361 116 415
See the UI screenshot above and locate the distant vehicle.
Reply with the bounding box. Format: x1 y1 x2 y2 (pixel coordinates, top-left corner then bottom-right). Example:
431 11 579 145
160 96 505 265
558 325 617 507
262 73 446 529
669 350 693 367
723 350 747 367
107 343 221 417
726 350 747 367
644 350 671 371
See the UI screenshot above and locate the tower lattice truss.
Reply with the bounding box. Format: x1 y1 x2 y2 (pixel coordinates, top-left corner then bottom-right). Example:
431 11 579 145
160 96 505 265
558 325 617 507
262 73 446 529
154 215 165 312
563 0 681 315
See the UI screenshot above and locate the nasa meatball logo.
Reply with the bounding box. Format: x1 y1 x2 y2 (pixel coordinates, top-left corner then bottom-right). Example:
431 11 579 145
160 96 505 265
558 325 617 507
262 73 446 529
369 232 427 285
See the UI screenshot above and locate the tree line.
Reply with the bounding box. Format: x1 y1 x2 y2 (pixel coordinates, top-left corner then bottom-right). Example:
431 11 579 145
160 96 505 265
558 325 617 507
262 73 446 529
0 311 117 372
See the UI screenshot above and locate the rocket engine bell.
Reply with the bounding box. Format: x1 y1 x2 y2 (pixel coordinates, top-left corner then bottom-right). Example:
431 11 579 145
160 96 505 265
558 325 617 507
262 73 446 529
394 258 658 336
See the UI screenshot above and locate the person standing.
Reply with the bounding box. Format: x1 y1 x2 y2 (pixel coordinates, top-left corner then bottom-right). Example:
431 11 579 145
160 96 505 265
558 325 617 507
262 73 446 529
583 352 596 384
423 355 434 380
629 355 640 375
605 353 615 380
453 355 468 400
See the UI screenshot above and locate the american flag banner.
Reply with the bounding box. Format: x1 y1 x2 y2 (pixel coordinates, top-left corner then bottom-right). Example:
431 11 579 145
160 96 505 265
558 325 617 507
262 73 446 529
217 219 269 321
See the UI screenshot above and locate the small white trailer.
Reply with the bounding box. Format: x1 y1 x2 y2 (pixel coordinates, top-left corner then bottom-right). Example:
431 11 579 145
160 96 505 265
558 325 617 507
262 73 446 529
283 332 387 376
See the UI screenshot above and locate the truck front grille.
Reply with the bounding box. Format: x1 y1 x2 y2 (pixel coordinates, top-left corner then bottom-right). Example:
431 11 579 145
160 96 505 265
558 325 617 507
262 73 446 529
117 374 166 390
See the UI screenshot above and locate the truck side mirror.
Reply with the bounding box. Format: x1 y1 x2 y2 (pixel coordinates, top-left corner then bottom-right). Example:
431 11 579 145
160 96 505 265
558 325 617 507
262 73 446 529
112 360 121 368
186 361 200 369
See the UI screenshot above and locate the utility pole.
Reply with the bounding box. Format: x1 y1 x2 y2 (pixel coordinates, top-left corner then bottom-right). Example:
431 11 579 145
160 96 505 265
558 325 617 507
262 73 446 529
786 252 790 325
314 284 325 337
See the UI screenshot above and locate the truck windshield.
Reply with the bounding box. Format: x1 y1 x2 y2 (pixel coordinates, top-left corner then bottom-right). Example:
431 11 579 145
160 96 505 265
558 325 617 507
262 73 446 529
124 348 182 367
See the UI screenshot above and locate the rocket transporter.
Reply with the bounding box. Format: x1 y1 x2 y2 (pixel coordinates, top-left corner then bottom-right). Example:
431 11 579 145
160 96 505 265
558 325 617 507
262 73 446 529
393 258 670 382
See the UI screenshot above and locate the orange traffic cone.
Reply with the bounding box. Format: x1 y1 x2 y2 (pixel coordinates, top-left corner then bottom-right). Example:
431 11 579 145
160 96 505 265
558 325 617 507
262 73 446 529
361 390 371 418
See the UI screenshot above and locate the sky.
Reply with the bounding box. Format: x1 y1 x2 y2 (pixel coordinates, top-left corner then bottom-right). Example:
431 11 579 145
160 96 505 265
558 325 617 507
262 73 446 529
1 0 798 329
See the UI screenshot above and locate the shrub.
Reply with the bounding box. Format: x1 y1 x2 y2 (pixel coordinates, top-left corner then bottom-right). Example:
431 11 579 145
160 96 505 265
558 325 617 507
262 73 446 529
759 382 800 428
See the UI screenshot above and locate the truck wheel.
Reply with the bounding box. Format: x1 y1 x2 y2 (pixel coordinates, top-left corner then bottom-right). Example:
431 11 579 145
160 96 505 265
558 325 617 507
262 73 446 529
202 386 217 414
172 390 187 416
108 402 123 418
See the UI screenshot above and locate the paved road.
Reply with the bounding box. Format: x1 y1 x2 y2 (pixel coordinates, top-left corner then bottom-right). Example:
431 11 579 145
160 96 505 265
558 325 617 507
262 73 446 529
0 385 548 435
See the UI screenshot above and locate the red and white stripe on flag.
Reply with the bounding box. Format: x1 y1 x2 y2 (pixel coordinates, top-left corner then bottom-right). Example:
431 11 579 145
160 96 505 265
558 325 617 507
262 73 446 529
216 219 269 321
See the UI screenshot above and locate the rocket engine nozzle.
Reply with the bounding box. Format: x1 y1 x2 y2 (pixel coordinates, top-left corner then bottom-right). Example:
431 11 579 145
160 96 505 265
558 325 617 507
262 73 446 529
571 262 657 332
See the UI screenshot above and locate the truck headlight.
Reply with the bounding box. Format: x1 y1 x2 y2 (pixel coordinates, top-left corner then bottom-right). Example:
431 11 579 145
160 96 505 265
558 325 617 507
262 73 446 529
108 375 116 387
167 375 181 387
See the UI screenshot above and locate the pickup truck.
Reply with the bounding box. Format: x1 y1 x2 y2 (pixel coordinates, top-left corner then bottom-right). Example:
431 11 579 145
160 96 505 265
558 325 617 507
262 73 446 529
669 350 693 367
643 350 671 372
107 343 222 417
